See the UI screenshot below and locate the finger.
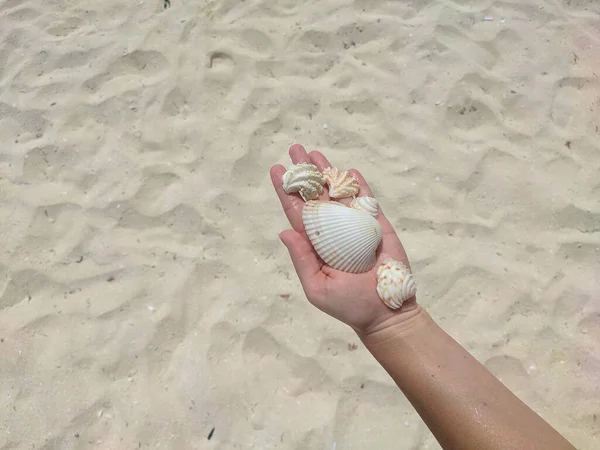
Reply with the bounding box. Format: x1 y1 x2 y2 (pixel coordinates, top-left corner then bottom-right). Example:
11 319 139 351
307 150 332 201
290 144 331 201
279 229 322 291
308 150 332 172
347 169 375 197
310 150 359 205
289 143 312 164
270 164 305 233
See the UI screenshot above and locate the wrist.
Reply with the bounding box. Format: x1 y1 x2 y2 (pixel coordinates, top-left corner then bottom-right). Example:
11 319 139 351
357 305 436 352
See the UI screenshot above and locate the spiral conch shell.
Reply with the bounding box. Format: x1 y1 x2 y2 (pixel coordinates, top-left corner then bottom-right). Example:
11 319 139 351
322 167 359 199
350 196 379 217
302 200 382 273
282 163 326 201
376 259 417 309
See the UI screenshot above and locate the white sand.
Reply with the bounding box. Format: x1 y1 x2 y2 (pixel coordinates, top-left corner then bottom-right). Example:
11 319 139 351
0 0 599 448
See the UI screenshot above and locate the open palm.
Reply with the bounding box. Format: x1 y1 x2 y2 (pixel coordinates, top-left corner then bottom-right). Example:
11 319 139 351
270 144 418 335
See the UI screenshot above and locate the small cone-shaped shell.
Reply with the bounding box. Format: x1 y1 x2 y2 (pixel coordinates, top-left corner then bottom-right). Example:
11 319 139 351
350 196 379 217
302 200 382 273
282 163 325 201
323 167 360 199
376 259 417 309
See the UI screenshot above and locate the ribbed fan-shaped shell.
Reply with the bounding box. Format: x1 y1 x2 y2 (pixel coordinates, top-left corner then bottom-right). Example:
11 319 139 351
350 196 379 217
302 200 382 273
376 259 417 309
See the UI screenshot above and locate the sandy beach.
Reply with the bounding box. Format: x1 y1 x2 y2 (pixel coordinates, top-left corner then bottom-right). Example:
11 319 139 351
0 0 599 448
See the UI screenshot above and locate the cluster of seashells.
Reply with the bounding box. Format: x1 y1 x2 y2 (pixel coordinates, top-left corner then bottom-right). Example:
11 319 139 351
281 162 416 309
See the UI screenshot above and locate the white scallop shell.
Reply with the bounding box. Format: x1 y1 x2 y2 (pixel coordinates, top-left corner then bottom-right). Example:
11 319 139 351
376 259 417 309
302 200 382 273
350 196 379 217
323 166 360 199
282 163 325 201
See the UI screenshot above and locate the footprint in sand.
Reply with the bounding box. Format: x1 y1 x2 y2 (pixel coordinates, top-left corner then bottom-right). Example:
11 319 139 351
434 24 498 70
161 87 189 117
444 74 500 132
21 145 70 183
0 102 50 143
484 355 529 385
0 268 59 310
445 94 497 131
551 77 599 133
83 50 169 96
2 6 40 22
45 16 82 37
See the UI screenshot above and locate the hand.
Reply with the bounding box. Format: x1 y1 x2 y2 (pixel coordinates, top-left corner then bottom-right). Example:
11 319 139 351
270 144 419 336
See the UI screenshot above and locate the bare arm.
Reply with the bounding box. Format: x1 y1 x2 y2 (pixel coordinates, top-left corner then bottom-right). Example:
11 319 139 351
359 306 577 450
271 146 576 450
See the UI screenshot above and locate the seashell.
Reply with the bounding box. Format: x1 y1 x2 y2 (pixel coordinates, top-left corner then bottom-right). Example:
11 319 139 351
322 166 360 199
302 200 382 273
350 196 379 217
282 163 326 201
376 259 417 310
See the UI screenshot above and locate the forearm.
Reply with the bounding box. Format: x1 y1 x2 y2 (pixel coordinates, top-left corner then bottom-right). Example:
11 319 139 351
359 306 575 450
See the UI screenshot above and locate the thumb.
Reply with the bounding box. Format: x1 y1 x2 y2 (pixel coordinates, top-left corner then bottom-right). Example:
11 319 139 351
279 229 321 285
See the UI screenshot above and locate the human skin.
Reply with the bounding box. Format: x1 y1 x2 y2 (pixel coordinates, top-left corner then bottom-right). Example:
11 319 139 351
270 144 576 450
